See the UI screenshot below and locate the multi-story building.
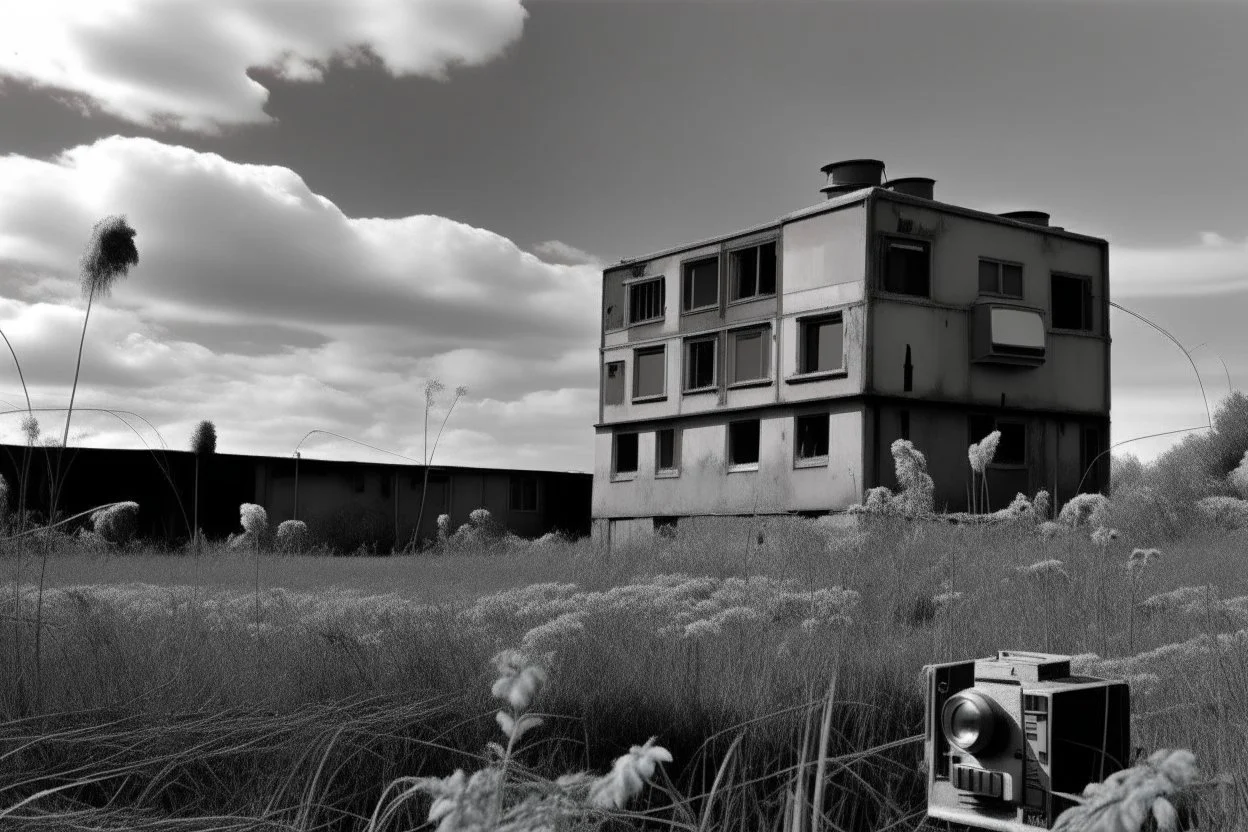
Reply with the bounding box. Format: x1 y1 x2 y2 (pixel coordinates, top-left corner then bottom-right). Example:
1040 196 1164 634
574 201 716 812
591 159 1110 548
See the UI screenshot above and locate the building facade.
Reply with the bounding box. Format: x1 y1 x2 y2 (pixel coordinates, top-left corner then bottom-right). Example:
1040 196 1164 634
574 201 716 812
592 159 1110 548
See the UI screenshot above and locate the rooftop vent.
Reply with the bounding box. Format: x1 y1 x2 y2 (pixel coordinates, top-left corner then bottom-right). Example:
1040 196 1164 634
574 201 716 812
820 158 885 200
999 210 1050 227
885 177 936 200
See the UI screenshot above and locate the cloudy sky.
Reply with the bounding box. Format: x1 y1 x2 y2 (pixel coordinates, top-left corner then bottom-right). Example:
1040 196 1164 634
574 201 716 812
0 0 1244 472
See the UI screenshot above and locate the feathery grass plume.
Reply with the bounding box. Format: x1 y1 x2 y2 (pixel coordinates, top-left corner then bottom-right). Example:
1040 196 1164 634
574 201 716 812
275 519 308 554
436 513 451 543
968 430 1001 473
892 439 935 515
90 501 139 544
1032 488 1052 522
1230 449 1248 499
1017 558 1072 582
1193 495 1248 529
1058 493 1112 529
228 503 269 550
190 420 217 455
587 737 675 810
20 413 38 444
1051 748 1201 832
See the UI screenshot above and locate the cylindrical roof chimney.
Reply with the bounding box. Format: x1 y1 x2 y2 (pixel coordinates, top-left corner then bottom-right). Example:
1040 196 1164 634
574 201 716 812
820 158 885 199
999 210 1050 227
885 177 936 200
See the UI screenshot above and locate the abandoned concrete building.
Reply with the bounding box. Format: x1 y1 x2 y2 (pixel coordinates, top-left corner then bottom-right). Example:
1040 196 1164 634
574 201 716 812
591 159 1110 547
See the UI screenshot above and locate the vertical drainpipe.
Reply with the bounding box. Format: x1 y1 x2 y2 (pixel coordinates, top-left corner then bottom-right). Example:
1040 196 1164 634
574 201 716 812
863 189 878 493
1101 238 1112 489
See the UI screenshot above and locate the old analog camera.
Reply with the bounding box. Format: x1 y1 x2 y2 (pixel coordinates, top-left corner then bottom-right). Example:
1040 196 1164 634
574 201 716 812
924 651 1130 830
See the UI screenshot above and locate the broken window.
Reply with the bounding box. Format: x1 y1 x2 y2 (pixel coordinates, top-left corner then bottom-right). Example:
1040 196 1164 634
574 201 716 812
604 361 625 405
656 428 678 472
795 414 829 461
628 277 665 324
799 314 844 374
509 476 538 511
633 346 665 400
730 241 777 300
978 259 1024 298
728 419 761 467
684 336 717 391
614 432 639 475
730 327 770 384
1051 273 1093 331
682 257 719 312
881 238 930 297
968 415 1026 466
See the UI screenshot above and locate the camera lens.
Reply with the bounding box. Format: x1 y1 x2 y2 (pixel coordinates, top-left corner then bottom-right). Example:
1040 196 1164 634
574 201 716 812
941 690 997 755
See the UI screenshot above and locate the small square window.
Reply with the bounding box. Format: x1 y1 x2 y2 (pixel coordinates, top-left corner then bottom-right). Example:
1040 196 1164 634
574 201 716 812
799 315 844 374
730 327 771 384
656 428 679 472
682 257 719 312
882 239 930 297
730 242 777 300
509 476 538 511
1051 273 1093 331
633 346 666 400
795 414 829 462
604 361 625 405
684 337 717 391
728 420 760 467
978 259 1024 298
614 432 639 475
628 277 665 325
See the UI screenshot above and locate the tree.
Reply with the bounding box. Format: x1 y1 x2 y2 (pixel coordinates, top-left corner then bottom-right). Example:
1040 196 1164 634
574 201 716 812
190 420 217 550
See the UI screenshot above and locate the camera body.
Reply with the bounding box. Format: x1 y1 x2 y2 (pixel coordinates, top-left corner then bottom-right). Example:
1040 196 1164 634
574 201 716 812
924 651 1130 831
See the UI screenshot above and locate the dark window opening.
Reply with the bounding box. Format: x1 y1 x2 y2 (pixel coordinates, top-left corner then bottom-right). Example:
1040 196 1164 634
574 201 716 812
685 337 716 390
731 328 770 383
654 516 678 539
729 420 761 466
796 414 830 460
683 257 719 311
799 315 844 374
903 344 913 392
510 476 539 511
633 347 665 399
656 428 677 471
604 361 625 405
1080 426 1104 493
968 415 1026 466
882 239 930 297
979 259 1024 298
731 242 777 300
1051 274 1093 331
900 410 911 441
614 432 639 474
628 278 665 324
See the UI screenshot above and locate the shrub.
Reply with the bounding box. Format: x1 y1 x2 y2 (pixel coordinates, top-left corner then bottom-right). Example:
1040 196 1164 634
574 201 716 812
90 501 139 544
228 503 269 550
1057 493 1110 529
275 519 309 554
1229 450 1248 500
1194 496 1248 530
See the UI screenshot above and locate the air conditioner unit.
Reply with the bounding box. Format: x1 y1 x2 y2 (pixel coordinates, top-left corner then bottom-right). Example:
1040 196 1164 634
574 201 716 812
971 302 1046 367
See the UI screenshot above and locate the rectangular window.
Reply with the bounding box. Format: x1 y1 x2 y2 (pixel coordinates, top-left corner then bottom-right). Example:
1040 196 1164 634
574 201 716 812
682 257 719 312
614 432 639 475
730 327 771 384
604 361 625 405
881 238 930 297
509 476 538 511
656 428 679 473
795 414 829 462
684 336 717 391
633 346 666 400
968 415 1026 466
730 241 778 300
799 314 845 374
978 259 1024 298
1080 426 1104 493
728 419 761 467
628 277 665 325
1051 273 1093 331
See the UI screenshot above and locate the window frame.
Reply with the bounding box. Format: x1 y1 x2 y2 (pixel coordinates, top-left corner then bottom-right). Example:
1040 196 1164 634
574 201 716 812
683 334 718 394
727 324 773 388
728 240 779 303
603 360 626 406
681 255 720 314
625 275 666 326
655 427 680 478
978 257 1025 299
878 235 932 298
727 418 761 472
795 312 847 378
632 345 667 403
1049 272 1094 333
509 475 539 512
793 412 830 468
612 431 639 479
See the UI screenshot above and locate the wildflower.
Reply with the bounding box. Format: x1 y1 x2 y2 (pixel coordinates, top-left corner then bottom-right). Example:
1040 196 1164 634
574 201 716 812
490 648 548 711
1091 526 1120 546
1128 548 1162 574
586 737 674 810
968 430 1001 473
1052 748 1199 832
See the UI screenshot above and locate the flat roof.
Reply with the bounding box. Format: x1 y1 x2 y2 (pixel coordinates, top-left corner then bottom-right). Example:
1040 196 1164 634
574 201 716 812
608 186 1108 271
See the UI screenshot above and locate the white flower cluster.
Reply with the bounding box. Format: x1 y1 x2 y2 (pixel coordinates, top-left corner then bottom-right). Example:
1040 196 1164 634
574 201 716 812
1051 748 1200 832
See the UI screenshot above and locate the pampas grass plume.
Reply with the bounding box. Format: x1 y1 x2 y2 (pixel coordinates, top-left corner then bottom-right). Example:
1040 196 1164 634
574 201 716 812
968 430 1001 474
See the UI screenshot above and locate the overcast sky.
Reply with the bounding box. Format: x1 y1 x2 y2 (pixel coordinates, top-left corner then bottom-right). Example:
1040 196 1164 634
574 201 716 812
0 0 1244 472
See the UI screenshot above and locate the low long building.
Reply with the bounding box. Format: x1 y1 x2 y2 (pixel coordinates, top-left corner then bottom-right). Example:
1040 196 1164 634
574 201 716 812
0 444 591 550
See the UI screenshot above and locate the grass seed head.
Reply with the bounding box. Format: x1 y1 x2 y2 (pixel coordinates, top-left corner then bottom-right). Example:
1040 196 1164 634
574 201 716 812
968 430 1002 473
